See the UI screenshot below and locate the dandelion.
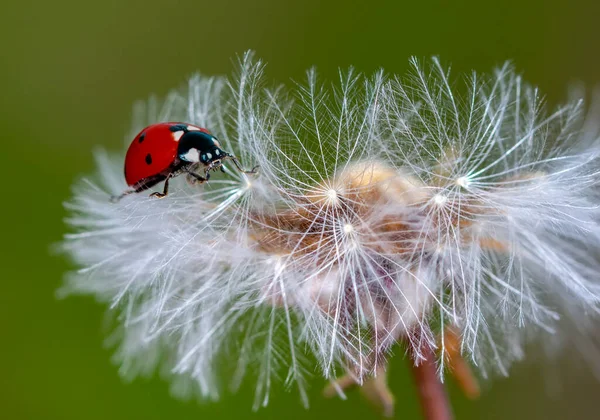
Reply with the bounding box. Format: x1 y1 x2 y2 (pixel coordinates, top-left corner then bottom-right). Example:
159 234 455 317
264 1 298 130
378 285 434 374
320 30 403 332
60 52 600 419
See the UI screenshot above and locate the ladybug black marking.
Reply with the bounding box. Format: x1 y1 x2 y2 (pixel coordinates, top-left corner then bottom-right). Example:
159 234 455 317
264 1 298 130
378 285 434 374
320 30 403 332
145 153 152 165
168 124 189 133
138 132 146 143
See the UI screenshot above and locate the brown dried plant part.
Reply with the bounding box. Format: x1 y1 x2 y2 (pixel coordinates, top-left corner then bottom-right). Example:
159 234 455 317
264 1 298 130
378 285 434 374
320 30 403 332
322 327 480 419
323 366 395 418
441 327 480 400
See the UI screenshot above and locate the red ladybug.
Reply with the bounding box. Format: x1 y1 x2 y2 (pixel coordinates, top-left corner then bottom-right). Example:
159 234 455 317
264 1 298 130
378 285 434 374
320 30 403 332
112 122 257 201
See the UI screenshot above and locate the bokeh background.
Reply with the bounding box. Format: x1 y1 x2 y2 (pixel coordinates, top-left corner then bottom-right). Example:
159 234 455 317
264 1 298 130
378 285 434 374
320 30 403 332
2 0 600 419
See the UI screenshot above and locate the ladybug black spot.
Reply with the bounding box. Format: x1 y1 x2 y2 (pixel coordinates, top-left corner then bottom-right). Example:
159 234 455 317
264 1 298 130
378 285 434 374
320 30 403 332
138 132 146 143
169 124 188 133
145 154 152 165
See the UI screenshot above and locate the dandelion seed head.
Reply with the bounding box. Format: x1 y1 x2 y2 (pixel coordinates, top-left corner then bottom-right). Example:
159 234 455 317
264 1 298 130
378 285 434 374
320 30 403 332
60 52 600 409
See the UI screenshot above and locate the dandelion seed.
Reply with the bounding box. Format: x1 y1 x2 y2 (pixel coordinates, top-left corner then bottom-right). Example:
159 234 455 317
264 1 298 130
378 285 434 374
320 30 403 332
60 52 600 419
455 176 470 188
433 193 448 206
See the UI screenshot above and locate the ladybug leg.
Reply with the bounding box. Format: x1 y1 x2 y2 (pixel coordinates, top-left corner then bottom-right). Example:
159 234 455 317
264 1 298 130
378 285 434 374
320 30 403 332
149 174 172 199
110 190 134 203
186 171 207 184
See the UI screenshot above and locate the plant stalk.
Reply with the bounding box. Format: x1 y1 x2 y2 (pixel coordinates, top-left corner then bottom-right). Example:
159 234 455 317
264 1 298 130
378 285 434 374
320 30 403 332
408 343 454 420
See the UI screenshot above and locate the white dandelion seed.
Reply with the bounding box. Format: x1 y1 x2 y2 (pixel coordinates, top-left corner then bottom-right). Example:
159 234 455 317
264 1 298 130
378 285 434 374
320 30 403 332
60 52 600 418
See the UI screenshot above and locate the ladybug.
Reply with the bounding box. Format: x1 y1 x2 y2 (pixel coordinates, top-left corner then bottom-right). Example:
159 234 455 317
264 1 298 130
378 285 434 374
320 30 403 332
112 122 257 201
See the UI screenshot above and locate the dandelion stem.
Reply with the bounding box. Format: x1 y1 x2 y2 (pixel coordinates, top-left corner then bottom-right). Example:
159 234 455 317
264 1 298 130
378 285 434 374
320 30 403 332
408 344 453 420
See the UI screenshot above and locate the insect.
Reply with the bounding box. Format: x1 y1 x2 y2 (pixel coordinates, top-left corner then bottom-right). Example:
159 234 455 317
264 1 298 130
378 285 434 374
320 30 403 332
112 122 258 201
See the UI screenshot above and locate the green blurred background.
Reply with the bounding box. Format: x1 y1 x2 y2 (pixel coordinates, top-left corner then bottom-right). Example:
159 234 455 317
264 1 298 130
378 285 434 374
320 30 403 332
2 0 600 418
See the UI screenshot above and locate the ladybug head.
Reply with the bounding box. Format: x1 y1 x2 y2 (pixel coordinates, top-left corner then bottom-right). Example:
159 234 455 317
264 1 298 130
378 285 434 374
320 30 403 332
177 130 228 166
